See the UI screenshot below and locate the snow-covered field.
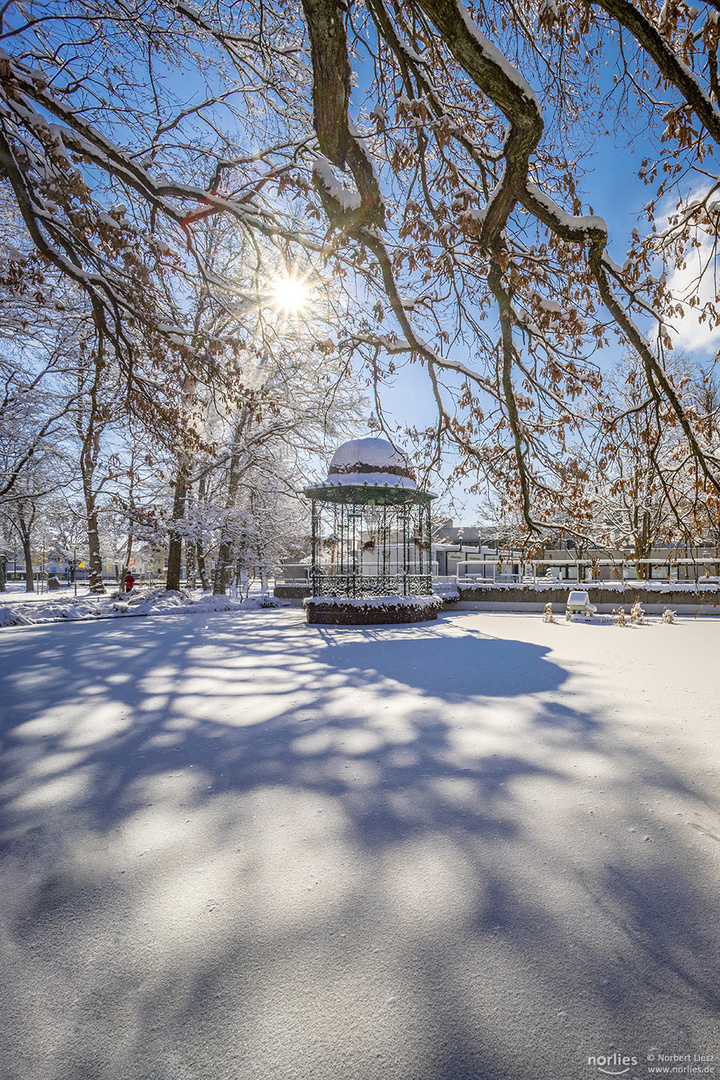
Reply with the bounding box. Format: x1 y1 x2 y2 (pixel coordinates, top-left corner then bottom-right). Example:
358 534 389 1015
0 608 718 1080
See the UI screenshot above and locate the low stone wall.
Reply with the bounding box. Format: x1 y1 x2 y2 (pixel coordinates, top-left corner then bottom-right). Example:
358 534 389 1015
275 582 720 615
453 584 720 614
273 585 311 604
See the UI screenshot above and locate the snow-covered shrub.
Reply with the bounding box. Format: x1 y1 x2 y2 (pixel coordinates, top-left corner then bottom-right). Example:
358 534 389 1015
613 607 627 626
661 607 676 623
542 602 554 623
257 594 284 608
435 587 460 603
630 598 645 624
0 608 25 627
303 594 442 611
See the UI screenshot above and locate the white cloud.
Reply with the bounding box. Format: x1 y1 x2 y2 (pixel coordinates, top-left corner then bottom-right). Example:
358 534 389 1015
665 232 720 356
649 186 720 357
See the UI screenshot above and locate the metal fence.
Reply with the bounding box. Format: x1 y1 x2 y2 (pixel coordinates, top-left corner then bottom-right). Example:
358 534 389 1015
311 572 434 597
276 556 720 590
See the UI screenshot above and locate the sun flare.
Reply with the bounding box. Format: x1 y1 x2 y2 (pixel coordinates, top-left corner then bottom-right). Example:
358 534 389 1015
271 274 310 314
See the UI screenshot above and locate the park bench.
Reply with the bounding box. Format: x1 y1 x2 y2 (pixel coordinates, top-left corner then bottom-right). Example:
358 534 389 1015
565 589 596 621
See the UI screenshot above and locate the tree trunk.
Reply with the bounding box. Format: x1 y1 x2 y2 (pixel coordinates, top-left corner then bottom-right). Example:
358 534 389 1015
0 554 6 592
85 502 105 593
183 484 196 589
196 540 209 591
185 536 197 590
166 469 188 592
195 475 209 590
22 533 34 591
78 376 106 593
213 417 248 595
120 533 134 594
213 536 233 595
81 462 105 594
166 374 197 593
15 505 35 592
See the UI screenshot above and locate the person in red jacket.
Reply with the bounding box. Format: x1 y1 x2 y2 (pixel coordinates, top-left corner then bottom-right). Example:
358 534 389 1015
124 572 135 592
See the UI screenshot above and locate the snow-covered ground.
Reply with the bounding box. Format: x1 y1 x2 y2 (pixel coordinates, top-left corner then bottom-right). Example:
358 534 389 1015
0 608 718 1080
0 581 98 602
0 584 286 627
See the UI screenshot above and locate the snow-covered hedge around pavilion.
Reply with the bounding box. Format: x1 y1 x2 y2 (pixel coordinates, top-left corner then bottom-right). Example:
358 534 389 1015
303 593 443 625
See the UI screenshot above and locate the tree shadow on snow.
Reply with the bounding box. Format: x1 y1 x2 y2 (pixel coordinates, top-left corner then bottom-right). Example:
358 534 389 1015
313 624 566 698
0 610 718 1080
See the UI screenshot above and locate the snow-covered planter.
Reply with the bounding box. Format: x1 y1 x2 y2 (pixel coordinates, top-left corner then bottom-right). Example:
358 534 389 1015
303 593 443 625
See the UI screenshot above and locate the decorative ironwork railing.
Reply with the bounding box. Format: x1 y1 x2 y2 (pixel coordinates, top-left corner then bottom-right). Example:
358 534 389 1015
311 572 433 597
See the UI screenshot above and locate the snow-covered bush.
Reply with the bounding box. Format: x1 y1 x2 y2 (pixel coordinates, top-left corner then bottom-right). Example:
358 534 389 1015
303 593 443 624
257 593 284 608
303 594 442 611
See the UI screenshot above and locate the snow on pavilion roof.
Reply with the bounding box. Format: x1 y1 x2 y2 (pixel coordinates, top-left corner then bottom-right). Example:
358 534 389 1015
323 437 417 489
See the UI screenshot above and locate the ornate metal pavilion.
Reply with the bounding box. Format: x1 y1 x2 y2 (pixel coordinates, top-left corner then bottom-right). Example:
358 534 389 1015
303 438 436 598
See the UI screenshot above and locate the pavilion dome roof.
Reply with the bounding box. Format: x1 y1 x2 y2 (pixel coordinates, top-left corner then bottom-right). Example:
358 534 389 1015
324 437 417 489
